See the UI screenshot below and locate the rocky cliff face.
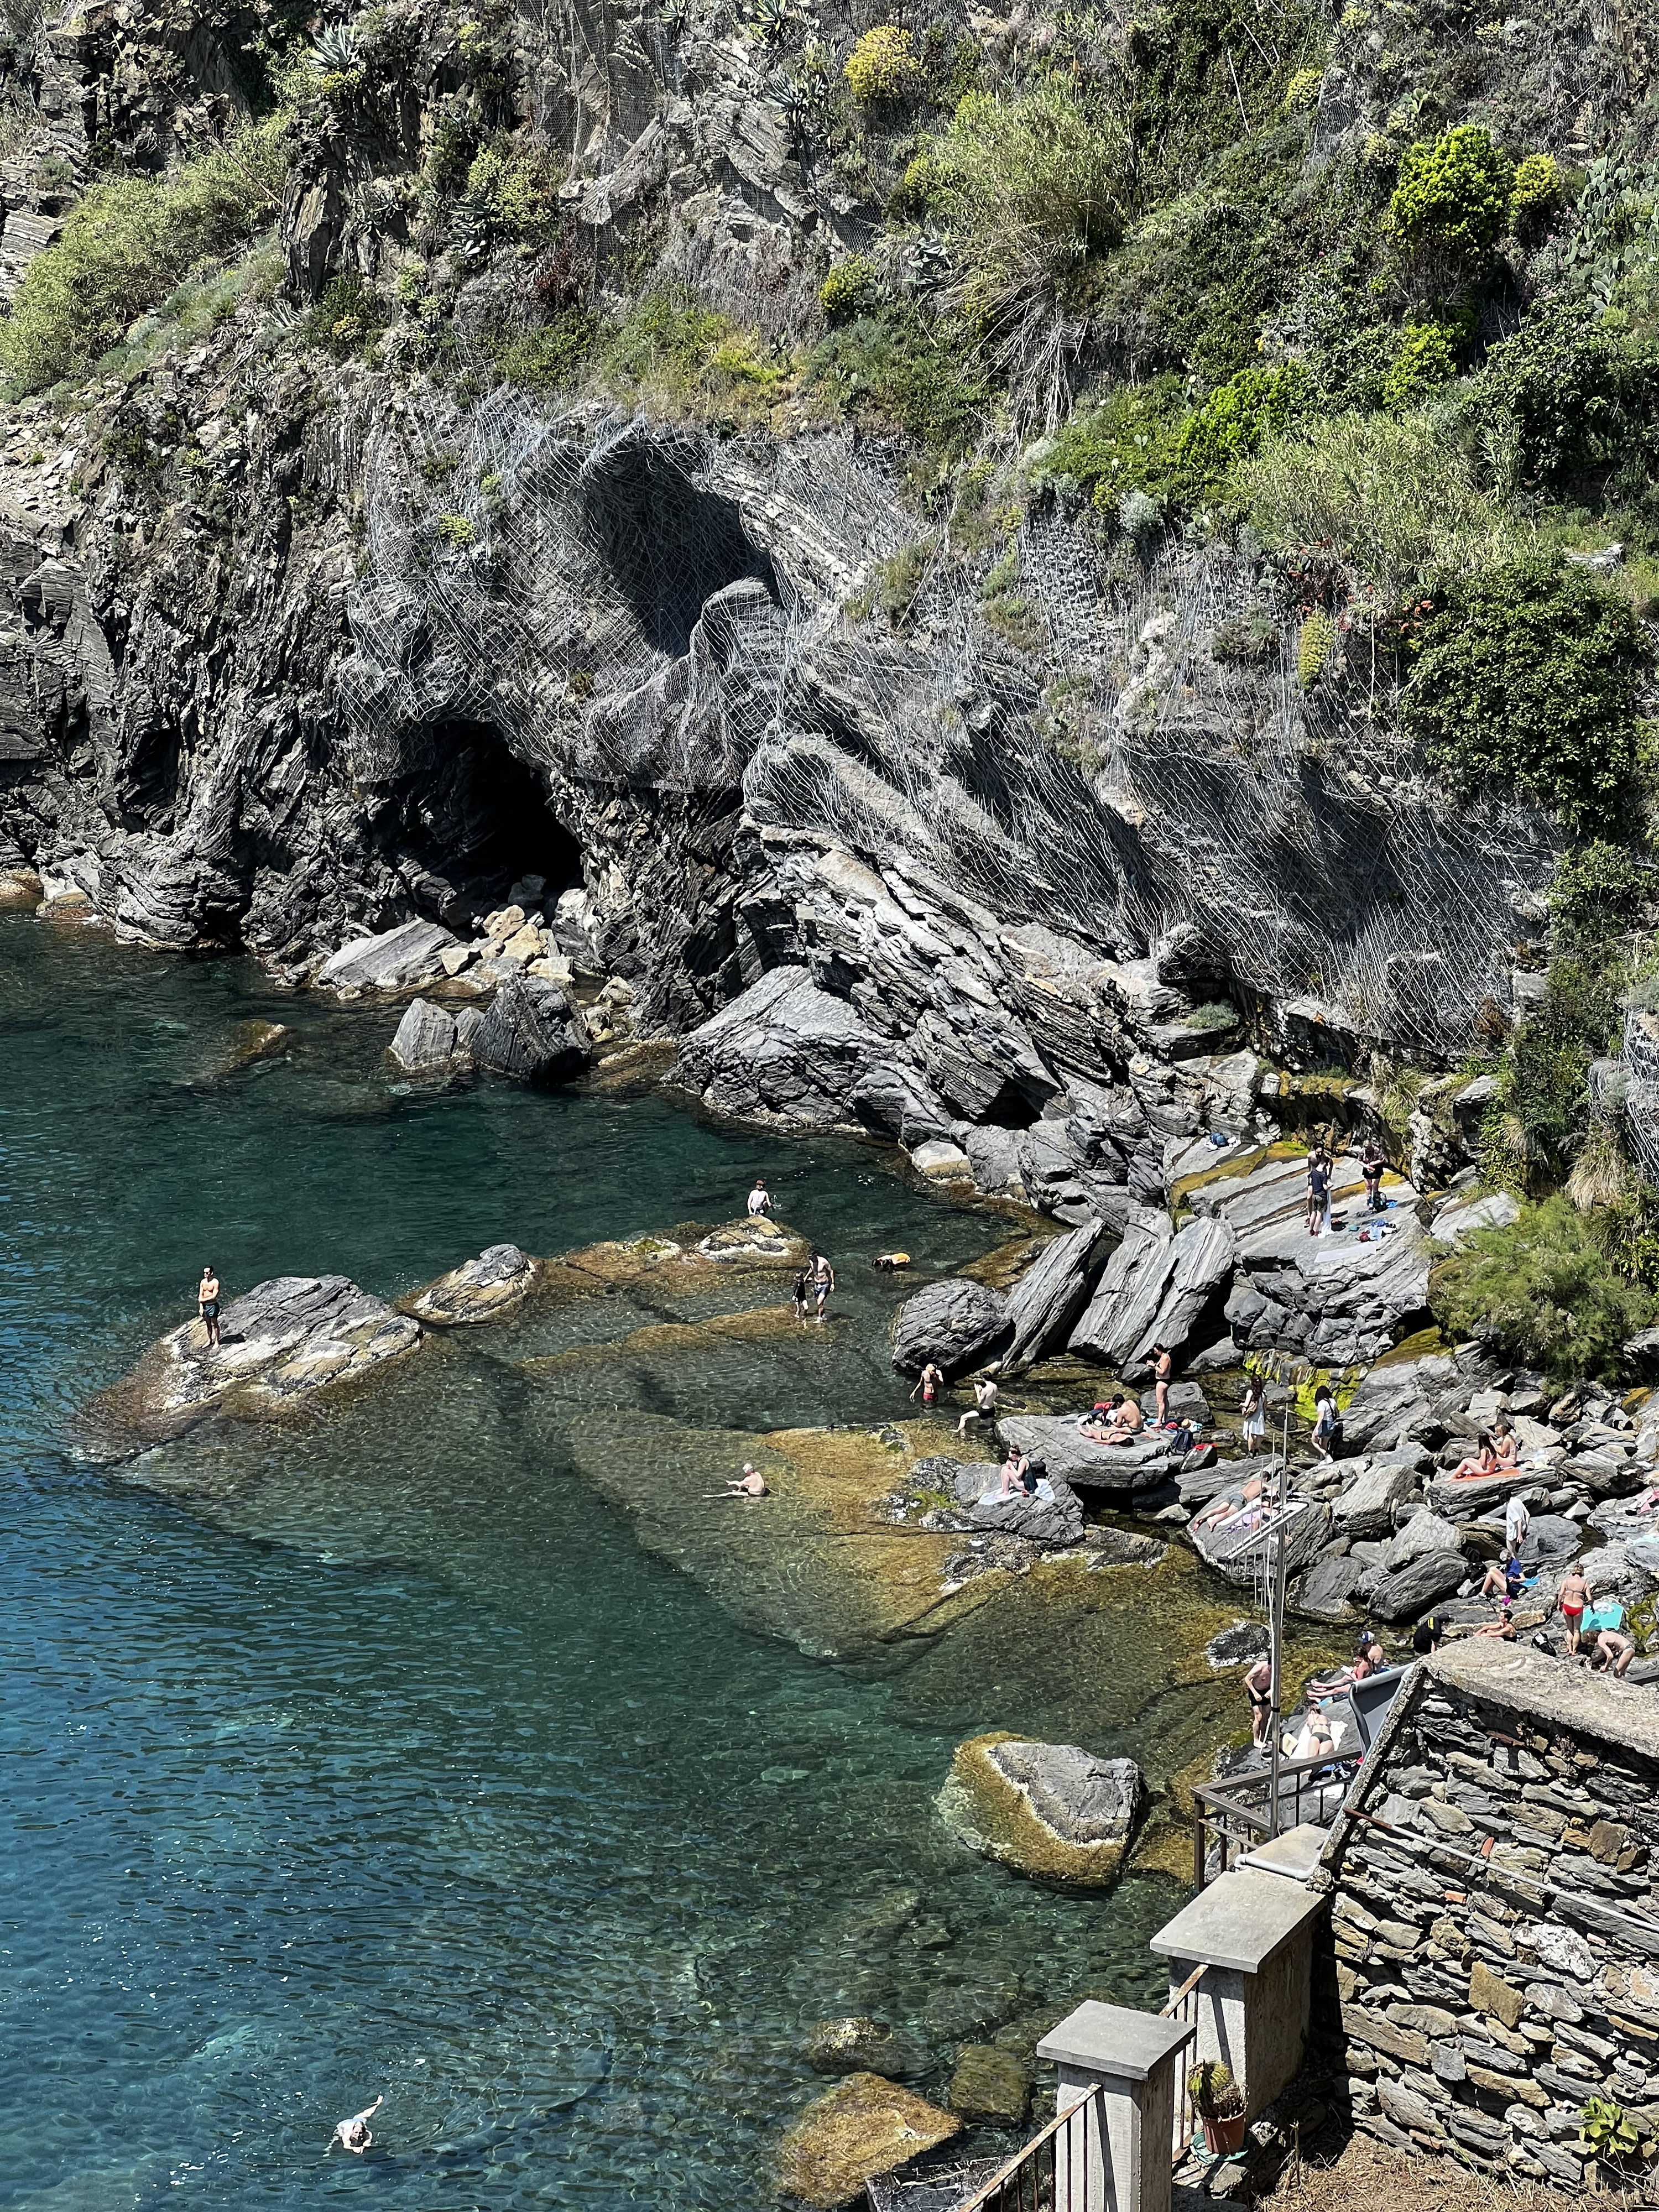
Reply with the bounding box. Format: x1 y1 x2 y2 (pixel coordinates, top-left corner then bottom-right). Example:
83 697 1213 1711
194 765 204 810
0 0 1642 1215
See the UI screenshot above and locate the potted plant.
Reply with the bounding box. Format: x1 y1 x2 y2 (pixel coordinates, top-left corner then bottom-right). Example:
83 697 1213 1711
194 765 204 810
1188 2059 1246 2157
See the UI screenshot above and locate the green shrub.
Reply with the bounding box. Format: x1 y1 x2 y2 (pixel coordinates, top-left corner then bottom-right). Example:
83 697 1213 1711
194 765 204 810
1470 300 1650 497
819 254 880 325
1550 840 1651 949
436 513 477 547
1040 376 1187 507
806 304 992 453
1282 67 1322 116
1432 1192 1657 1380
874 538 933 628
923 76 1133 420
1400 555 1647 830
304 273 387 360
1503 953 1626 1179
1509 152 1563 242
602 289 787 417
1239 410 1519 600
1173 362 1306 489
487 308 598 394
1387 125 1515 264
844 25 923 106
462 144 562 243
0 121 289 393
1380 319 1458 410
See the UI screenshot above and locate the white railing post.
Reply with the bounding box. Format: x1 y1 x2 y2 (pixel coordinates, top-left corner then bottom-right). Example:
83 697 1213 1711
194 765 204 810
1037 2002 1197 2212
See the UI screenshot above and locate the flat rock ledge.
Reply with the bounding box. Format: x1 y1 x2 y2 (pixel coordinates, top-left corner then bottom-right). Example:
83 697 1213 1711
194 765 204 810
776 2073 961 2212
80 1275 421 1458
401 1244 541 1326
937 1731 1144 1889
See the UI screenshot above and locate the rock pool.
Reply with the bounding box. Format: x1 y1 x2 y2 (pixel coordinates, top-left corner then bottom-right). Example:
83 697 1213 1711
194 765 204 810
0 919 1333 2206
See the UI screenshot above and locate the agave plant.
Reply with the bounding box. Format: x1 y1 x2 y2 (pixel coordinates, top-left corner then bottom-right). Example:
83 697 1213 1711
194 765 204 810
311 22 359 71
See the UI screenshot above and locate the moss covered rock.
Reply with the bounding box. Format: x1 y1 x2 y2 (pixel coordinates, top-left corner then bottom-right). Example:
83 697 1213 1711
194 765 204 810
937 1731 1144 1888
776 2072 961 2209
947 2042 1032 2125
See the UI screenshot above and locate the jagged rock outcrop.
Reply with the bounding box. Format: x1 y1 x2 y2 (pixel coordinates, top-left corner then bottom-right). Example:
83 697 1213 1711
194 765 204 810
80 1274 421 1458
891 1278 1011 1376
403 1243 541 1325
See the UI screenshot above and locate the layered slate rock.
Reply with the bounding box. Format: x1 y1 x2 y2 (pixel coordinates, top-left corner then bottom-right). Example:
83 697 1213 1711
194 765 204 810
389 996 461 1074
1001 1218 1108 1371
951 1460 1086 1546
1366 1547 1468 1622
316 919 458 993
82 1275 421 1458
403 1243 540 1325
892 1277 1011 1376
937 1731 1144 1888
1332 1447 1433 1539
998 1412 1178 1493
696 1217 808 1265
1068 1206 1175 1365
677 964 887 1131
472 974 592 1084
776 2074 961 2211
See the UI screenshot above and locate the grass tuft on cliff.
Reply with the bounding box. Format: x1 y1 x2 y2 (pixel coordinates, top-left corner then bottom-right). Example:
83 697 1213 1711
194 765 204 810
0 121 290 396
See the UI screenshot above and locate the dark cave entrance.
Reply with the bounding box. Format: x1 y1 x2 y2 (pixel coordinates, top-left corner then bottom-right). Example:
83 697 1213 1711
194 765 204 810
390 721 583 921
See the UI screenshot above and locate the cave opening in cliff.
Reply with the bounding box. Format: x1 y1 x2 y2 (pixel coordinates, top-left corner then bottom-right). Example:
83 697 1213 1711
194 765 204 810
580 439 779 659
394 721 582 912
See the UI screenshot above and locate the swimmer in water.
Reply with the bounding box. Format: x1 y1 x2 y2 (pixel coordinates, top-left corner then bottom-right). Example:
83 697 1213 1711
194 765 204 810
328 2095 382 2155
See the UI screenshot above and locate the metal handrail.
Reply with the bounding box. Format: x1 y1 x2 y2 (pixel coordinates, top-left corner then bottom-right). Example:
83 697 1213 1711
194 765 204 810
1160 1961 1207 2166
952 2083 1101 2212
1192 1750 1362 1887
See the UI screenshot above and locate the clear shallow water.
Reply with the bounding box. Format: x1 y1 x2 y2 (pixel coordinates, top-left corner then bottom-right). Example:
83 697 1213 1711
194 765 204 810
0 920 1194 2210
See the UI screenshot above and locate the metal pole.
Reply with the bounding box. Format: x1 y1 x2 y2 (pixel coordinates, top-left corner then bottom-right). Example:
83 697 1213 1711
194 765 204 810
1267 1400 1289 1839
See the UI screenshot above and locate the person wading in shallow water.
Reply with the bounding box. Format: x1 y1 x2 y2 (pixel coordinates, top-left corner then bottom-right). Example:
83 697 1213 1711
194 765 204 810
328 2095 382 2155
910 1360 945 1410
197 1265 221 1350
812 1251 834 1323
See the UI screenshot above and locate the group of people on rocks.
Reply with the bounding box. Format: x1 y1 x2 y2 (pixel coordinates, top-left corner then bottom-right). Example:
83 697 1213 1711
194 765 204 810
1305 1137 1391 1237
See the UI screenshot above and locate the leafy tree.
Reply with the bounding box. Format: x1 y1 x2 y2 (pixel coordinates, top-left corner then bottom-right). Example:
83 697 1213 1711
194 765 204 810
1388 125 1515 262
1399 554 1647 829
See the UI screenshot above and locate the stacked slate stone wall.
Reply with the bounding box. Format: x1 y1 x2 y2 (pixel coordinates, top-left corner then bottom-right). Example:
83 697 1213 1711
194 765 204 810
1315 1642 1659 2191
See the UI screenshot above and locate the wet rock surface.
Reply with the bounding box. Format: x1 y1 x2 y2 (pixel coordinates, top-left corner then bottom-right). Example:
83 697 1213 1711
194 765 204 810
82 1275 422 1458
776 2074 961 2211
403 1244 541 1326
937 1733 1145 1888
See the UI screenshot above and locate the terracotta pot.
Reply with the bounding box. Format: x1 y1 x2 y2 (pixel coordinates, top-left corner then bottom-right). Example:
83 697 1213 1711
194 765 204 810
1201 2110 1247 2157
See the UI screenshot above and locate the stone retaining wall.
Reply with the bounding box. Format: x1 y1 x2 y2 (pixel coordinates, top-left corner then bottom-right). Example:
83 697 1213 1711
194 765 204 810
1315 1640 1659 2190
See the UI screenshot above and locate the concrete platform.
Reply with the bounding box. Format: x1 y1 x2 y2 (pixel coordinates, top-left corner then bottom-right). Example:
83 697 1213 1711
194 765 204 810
1233 1823 1327 1882
1150 1864 1326 1974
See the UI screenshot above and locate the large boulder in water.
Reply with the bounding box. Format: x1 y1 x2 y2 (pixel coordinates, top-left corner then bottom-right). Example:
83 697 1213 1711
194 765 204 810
388 997 460 1074
892 1277 1010 1376
998 1412 1177 1493
775 2074 961 2210
81 1275 422 1458
403 1243 540 1324
937 1732 1144 1888
951 1459 1086 1545
472 974 592 1084
316 919 458 993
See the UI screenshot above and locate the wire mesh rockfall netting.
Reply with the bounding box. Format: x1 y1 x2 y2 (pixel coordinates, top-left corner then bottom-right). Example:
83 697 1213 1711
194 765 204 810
339 392 1559 1060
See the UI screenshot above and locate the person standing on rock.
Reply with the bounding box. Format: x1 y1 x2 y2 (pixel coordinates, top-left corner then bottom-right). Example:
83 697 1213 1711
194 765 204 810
1310 1385 1342 1460
1244 1656 1273 1748
747 1178 773 1217
1152 1345 1172 1426
812 1251 834 1323
1240 1374 1266 1454
957 1373 1000 1441
910 1360 946 1411
1306 1146 1331 1237
197 1265 222 1351
1361 1138 1386 1213
1558 1562 1590 1655
1503 1489 1531 1566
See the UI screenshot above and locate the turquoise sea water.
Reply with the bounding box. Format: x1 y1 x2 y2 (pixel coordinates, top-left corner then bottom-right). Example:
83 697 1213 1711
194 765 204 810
0 919 1187 2209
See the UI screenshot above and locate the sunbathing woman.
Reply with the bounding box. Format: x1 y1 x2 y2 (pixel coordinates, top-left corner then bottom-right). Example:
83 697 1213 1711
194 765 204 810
1491 1417 1519 1469
1194 1473 1271 1530
1449 1431 1499 1482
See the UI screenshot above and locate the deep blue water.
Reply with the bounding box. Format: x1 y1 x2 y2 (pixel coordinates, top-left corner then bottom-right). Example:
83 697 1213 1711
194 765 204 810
0 921 1183 2209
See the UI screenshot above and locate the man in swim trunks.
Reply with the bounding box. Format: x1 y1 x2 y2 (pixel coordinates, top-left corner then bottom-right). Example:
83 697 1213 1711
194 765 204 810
1558 1562 1589 1655
328 2095 382 2155
198 1265 221 1350
1360 1137 1386 1212
1244 1656 1272 1747
1151 1345 1172 1425
812 1252 834 1323
910 1360 945 1410
957 1373 1000 1439
747 1178 773 1217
